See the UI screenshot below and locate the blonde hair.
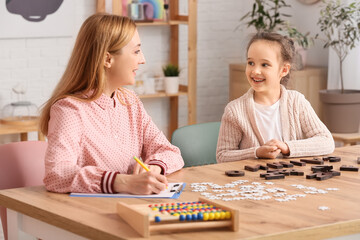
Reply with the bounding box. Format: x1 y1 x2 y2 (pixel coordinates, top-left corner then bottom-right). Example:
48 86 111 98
39 13 136 135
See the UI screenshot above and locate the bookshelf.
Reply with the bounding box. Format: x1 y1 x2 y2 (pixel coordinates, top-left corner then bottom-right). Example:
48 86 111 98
96 0 197 136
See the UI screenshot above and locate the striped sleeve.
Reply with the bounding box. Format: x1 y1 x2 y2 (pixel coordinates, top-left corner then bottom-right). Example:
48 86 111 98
101 171 119 193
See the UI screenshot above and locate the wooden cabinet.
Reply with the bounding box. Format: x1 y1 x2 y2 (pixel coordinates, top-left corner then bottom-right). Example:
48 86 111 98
96 0 197 136
229 63 327 120
0 117 45 141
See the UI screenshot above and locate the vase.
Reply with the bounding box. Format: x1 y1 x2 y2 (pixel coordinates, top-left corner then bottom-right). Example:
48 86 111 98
164 77 179 94
319 89 360 133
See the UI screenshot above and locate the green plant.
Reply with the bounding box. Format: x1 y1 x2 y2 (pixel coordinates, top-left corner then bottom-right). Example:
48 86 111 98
162 63 180 77
317 0 360 93
240 0 313 49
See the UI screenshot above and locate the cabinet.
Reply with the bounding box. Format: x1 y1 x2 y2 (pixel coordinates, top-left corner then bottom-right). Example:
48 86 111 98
229 63 327 120
96 0 197 136
0 117 45 141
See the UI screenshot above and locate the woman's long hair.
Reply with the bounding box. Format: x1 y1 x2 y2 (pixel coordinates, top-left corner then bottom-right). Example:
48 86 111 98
39 13 136 135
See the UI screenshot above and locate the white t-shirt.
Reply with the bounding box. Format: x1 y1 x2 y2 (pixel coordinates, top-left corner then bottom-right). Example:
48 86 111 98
254 100 283 143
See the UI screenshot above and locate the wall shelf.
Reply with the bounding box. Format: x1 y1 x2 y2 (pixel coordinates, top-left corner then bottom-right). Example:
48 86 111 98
134 20 188 26
139 91 188 99
97 0 197 136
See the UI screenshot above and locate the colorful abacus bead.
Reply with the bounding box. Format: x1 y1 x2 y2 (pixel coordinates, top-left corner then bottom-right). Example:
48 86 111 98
155 216 161 222
203 212 209 221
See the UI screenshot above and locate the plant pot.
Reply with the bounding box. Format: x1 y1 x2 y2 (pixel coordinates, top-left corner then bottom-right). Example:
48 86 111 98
164 77 179 94
294 47 307 70
319 89 360 133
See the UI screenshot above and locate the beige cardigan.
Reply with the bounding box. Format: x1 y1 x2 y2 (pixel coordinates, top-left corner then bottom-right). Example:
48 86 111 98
217 85 335 162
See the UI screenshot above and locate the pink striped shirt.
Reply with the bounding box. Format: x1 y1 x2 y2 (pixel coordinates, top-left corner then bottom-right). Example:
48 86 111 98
44 89 184 193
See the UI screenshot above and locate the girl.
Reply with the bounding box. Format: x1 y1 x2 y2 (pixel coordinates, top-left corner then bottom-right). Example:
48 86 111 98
217 32 334 162
40 14 184 194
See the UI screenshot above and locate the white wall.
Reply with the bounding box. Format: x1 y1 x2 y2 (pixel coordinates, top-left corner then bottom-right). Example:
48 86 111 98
0 0 331 143
327 0 360 90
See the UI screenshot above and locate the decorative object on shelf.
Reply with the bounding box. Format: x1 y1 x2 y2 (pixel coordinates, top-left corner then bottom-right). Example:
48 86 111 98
123 0 164 21
317 0 360 133
143 77 156 94
239 0 314 69
134 79 145 95
162 63 180 94
154 74 164 92
163 0 169 22
142 2 154 21
1 84 38 126
128 0 144 21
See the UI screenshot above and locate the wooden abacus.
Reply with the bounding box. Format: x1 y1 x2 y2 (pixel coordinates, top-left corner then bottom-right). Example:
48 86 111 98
116 197 239 237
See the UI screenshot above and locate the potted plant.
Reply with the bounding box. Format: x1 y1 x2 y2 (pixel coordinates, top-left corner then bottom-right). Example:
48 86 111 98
239 0 313 69
317 0 360 133
162 63 180 94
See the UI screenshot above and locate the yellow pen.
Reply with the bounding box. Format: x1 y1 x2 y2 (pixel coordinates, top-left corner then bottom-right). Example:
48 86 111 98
133 156 150 172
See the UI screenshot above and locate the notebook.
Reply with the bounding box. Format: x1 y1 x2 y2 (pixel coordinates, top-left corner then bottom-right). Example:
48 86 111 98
70 182 185 199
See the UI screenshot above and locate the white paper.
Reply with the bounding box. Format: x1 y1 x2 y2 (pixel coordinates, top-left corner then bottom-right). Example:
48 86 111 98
70 182 184 198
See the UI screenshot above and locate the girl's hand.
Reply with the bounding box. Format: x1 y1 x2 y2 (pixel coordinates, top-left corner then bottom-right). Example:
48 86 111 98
264 139 290 155
256 145 281 159
114 172 168 195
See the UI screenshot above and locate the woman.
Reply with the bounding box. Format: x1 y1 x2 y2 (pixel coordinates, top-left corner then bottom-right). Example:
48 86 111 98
40 13 184 194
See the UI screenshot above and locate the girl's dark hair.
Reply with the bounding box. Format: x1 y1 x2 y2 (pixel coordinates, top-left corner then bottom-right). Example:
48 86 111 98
246 32 295 85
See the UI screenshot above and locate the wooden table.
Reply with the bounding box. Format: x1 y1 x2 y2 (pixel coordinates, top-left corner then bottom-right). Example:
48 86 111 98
0 119 45 141
0 146 359 240
332 132 360 146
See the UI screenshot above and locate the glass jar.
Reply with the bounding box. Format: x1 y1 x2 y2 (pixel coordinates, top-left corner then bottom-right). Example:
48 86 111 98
1 101 39 125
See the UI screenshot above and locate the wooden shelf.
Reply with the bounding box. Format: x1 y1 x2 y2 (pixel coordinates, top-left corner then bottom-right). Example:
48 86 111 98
97 0 197 136
139 90 187 99
135 20 188 26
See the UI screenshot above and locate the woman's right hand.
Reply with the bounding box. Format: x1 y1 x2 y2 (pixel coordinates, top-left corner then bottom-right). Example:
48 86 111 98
113 172 168 195
256 145 281 159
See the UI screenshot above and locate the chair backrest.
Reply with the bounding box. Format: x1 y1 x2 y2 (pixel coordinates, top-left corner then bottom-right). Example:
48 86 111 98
171 122 221 168
0 141 47 240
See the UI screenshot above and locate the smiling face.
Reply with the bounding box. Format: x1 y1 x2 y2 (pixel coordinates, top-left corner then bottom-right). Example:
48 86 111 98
246 40 290 97
104 30 145 96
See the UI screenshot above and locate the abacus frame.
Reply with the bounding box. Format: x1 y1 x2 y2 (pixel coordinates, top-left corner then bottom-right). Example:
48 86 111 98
116 197 240 237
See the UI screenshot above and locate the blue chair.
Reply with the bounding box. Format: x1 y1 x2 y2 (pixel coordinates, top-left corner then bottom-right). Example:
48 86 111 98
171 122 221 168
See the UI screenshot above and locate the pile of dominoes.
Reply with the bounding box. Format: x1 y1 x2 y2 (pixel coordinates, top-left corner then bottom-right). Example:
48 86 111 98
240 156 359 181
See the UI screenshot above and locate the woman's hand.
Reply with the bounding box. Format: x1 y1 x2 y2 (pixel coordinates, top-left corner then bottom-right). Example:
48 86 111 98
133 162 162 175
113 171 168 195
